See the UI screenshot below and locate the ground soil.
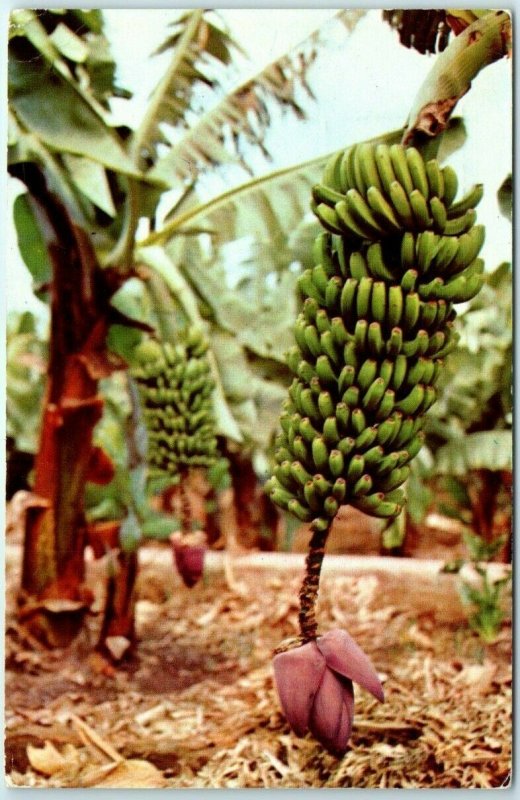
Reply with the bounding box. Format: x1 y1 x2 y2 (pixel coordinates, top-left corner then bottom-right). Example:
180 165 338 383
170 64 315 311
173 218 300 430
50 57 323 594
5 543 512 789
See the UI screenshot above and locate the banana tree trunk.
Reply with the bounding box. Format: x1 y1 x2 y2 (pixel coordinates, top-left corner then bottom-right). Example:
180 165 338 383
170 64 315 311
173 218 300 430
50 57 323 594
10 163 122 647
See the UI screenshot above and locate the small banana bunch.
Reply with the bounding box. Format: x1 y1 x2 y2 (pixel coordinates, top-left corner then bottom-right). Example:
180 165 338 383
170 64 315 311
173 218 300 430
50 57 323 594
131 328 218 475
267 141 485 529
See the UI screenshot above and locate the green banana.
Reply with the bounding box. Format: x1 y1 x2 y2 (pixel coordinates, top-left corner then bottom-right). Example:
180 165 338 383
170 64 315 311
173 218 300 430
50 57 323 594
304 480 323 512
325 276 343 312
356 277 374 319
429 196 448 231
444 225 485 277
410 189 432 229
336 402 351 431
364 444 384 467
358 357 378 391
321 150 345 192
271 141 486 537
370 281 387 324
447 183 483 219
320 330 339 365
351 407 367 436
374 143 397 194
346 188 386 238
389 180 415 228
367 322 385 357
312 202 344 235
323 416 340 445
403 292 421 330
442 165 458 207
338 364 356 394
401 269 418 293
329 449 345 478
416 230 439 273
312 183 345 208
332 477 347 502
443 209 477 236
340 278 358 317
312 263 329 295
395 384 425 415
358 141 383 191
406 146 430 199
362 377 387 411
387 285 404 328
366 241 395 281
303 297 319 324
389 144 414 195
312 436 330 471
366 186 402 234
355 425 378 451
300 416 320 444
346 453 365 482
315 308 331 334
425 158 444 199
353 473 373 497
375 389 395 420
354 319 369 350
335 199 372 240
316 355 337 385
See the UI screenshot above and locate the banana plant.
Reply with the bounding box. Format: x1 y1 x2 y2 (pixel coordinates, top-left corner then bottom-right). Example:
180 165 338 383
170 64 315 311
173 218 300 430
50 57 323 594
8 7 368 646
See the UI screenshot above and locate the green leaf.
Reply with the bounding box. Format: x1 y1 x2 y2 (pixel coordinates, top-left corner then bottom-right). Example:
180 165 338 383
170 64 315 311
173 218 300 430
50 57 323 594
9 54 143 178
110 277 150 325
106 324 142 364
12 193 52 288
62 154 116 216
147 128 404 249
435 430 512 476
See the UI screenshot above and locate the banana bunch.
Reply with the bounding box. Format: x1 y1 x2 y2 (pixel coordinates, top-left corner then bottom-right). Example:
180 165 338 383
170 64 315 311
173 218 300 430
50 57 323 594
131 328 218 475
267 141 485 529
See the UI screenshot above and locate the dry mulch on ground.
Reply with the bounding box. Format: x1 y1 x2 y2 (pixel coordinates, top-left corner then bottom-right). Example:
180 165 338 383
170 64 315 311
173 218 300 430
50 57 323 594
5 548 512 788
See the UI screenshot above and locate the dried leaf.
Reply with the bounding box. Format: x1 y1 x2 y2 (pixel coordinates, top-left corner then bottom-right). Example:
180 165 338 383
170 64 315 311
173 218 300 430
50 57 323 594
82 758 167 788
26 741 80 776
104 635 131 662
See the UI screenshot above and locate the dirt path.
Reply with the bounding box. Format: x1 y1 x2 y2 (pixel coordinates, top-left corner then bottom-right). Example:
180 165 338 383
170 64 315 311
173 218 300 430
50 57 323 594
5 548 512 788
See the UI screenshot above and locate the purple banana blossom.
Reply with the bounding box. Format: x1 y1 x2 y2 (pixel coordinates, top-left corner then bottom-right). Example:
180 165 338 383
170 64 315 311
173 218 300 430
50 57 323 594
273 628 384 754
170 531 207 588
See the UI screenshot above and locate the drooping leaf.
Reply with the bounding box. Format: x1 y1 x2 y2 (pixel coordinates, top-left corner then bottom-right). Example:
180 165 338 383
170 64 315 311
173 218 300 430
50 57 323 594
404 11 511 142
129 10 239 169
9 42 142 177
149 10 365 184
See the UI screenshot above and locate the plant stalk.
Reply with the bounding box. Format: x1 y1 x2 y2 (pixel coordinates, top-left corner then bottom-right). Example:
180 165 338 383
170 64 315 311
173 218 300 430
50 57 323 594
298 522 330 641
